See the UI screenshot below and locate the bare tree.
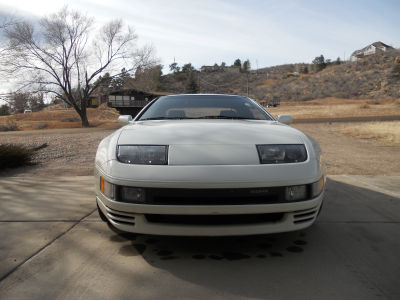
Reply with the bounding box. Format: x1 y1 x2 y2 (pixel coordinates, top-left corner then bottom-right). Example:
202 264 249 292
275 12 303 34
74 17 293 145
0 7 156 126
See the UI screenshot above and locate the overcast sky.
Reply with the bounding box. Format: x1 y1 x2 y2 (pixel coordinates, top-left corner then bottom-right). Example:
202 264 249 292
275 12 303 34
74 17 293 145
0 0 399 71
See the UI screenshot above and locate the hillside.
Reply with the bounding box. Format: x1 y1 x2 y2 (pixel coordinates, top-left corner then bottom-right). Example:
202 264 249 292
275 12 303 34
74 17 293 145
158 49 400 102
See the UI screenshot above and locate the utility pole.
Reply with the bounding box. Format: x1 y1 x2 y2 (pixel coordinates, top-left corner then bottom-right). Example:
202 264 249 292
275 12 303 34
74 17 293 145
256 59 259 74
198 72 200 93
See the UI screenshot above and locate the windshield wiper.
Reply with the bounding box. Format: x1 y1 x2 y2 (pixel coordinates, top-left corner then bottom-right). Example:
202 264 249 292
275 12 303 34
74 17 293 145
139 117 193 121
194 115 257 120
140 116 258 121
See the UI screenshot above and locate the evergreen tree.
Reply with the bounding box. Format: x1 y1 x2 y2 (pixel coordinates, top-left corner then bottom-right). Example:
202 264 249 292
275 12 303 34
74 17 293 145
110 68 132 90
312 55 327 72
0 104 10 116
182 63 195 73
242 59 251 73
185 72 199 93
169 62 180 73
28 93 46 112
233 59 242 69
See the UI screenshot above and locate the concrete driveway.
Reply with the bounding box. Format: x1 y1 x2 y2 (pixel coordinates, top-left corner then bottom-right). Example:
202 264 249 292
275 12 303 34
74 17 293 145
0 175 399 299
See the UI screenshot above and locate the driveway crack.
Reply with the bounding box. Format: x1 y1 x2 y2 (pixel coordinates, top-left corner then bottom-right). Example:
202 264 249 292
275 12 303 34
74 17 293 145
0 208 96 282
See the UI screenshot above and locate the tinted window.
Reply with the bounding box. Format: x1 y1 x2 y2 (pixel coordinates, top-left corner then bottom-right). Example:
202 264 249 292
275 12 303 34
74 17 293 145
138 95 273 121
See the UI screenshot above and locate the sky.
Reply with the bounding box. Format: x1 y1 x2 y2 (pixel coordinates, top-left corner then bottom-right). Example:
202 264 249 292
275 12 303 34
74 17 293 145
0 0 399 72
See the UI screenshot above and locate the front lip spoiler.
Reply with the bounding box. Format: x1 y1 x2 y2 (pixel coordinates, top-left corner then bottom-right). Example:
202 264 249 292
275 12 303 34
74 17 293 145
97 194 324 236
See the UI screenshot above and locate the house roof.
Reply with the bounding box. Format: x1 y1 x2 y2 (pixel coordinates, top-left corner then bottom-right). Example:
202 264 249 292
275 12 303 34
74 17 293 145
109 89 170 96
372 41 393 49
351 41 394 57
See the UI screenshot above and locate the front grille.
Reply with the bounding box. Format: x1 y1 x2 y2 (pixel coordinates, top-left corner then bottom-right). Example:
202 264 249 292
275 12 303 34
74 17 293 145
116 186 312 205
145 213 284 225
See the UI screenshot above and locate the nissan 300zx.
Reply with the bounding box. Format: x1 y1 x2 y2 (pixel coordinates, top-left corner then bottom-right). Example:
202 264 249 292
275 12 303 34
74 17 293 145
95 94 325 236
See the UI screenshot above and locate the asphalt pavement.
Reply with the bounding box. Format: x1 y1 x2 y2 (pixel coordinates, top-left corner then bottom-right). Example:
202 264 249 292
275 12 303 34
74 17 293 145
0 175 399 300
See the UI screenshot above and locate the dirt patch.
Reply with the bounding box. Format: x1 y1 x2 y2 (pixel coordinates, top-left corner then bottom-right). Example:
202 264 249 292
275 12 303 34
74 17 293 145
1 122 399 176
293 123 400 175
0 127 117 176
0 107 119 131
336 121 400 145
268 97 400 119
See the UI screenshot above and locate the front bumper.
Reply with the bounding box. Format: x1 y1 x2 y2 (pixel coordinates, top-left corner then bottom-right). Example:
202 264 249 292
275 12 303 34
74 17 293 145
95 160 324 236
96 191 324 236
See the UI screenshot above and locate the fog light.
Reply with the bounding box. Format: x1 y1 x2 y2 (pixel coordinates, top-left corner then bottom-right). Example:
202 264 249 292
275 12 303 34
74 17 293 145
285 185 307 201
121 187 145 203
100 177 114 199
311 177 325 198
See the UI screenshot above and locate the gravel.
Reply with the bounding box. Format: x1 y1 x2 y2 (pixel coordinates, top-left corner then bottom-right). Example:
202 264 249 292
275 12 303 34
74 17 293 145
1 123 399 177
0 128 115 176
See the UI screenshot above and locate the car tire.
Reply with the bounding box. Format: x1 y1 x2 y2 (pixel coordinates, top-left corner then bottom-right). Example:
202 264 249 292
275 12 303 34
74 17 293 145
97 204 108 222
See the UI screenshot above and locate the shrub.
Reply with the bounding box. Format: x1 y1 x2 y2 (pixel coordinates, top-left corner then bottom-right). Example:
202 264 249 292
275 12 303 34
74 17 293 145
37 123 49 129
0 144 34 169
368 100 380 105
61 117 79 122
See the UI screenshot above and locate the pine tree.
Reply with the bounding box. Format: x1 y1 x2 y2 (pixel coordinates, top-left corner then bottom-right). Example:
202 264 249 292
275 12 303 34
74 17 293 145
242 59 251 73
110 68 132 90
185 72 199 93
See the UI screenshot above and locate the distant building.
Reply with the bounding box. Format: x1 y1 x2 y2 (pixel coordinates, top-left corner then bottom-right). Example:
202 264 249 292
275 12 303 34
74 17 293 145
107 89 168 116
200 65 241 73
201 65 220 72
350 41 394 62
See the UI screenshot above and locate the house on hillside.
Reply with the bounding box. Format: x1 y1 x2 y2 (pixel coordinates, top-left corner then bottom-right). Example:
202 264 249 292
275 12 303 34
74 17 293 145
350 41 394 61
200 65 241 73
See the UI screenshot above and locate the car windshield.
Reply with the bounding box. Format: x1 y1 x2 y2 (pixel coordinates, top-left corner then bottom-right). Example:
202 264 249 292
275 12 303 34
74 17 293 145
138 95 273 121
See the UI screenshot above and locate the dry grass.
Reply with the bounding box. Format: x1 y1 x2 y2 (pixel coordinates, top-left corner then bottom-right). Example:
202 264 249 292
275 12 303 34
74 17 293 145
0 106 119 131
337 121 400 145
267 97 400 119
1 97 400 131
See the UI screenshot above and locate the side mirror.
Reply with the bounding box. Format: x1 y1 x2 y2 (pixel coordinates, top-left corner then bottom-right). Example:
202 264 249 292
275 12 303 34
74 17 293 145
118 115 133 126
277 114 293 125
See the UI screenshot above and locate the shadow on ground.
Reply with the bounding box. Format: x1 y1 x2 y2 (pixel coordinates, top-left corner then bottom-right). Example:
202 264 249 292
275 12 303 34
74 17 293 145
1 177 399 299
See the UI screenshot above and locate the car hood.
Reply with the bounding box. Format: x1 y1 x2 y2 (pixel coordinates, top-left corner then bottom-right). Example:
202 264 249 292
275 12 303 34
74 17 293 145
117 120 307 165
118 120 304 145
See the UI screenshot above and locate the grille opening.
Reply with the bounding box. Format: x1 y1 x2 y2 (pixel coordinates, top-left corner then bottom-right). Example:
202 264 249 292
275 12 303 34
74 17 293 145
108 212 135 220
114 220 136 226
145 213 284 225
294 210 317 219
116 186 296 205
294 217 315 224
151 195 281 205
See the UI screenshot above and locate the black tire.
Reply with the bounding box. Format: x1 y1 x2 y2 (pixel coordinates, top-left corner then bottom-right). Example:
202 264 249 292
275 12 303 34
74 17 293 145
97 204 108 222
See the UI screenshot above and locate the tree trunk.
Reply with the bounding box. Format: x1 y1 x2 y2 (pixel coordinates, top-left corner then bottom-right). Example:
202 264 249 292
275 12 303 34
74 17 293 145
79 104 90 127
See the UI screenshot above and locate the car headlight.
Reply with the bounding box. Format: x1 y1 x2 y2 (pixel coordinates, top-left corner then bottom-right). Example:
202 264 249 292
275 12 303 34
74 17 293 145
256 144 307 164
117 145 168 165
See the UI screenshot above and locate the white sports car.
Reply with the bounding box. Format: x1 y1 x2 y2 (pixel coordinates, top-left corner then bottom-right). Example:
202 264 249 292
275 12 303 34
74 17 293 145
95 94 325 236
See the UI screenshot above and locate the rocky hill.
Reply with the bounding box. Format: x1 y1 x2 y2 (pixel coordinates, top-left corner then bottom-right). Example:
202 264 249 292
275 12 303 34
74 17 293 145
157 49 400 102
